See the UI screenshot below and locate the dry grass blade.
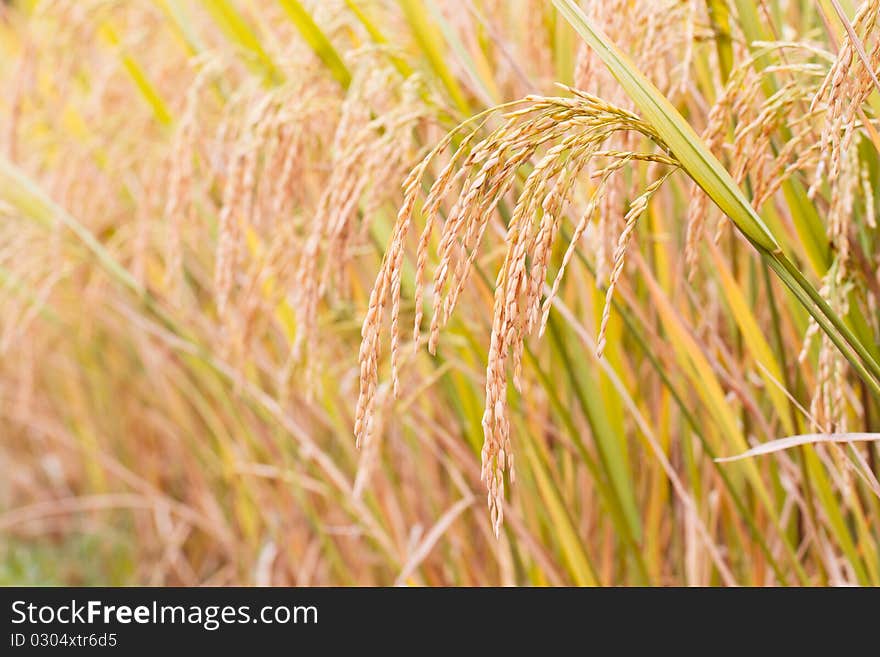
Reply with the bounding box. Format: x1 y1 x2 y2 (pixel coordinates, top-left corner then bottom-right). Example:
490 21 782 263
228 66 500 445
716 433 880 462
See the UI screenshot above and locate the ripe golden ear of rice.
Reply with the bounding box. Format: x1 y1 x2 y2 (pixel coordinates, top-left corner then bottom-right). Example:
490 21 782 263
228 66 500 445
356 87 679 534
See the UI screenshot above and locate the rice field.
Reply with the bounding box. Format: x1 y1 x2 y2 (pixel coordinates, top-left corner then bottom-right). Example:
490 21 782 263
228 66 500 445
2 0 880 586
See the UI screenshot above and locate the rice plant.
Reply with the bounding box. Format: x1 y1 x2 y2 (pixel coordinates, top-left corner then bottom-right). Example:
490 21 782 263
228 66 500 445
2 0 880 586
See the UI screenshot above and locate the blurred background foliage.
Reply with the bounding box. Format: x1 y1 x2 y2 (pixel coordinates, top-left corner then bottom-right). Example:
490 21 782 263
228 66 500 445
1 0 879 585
